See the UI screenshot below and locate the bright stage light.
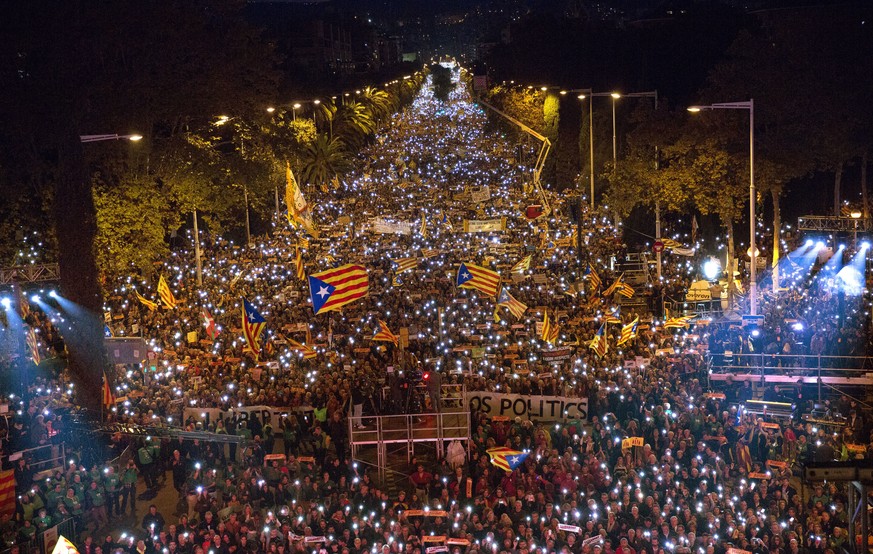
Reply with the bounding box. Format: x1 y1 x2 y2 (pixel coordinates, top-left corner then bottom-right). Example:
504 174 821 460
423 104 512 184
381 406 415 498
861 241 871 250
0 298 10 309
49 290 58 298
31 294 40 303
702 258 721 281
815 241 825 249
805 239 814 247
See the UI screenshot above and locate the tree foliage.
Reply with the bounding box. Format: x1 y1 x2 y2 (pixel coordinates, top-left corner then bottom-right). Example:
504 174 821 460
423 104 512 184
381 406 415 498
298 135 353 190
431 64 455 102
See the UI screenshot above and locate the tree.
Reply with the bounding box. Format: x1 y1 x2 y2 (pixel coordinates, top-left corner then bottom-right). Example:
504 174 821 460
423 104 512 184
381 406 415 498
603 102 686 224
298 135 353 191
334 100 377 150
664 129 748 305
0 0 279 414
431 64 455 102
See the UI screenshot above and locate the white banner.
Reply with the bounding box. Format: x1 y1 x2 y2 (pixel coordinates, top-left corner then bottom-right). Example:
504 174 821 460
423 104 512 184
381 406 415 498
470 186 491 203
369 218 413 235
465 392 588 420
183 405 311 432
463 217 506 233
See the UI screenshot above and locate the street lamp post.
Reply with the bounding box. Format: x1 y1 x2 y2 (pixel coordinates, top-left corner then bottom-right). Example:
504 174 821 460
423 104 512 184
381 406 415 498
80 134 142 143
688 99 756 315
575 91 656 209
610 93 620 166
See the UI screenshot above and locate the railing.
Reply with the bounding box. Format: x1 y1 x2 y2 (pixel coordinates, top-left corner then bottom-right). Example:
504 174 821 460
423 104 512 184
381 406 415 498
348 411 470 483
378 382 465 413
1 442 66 475
0 517 75 554
708 353 873 399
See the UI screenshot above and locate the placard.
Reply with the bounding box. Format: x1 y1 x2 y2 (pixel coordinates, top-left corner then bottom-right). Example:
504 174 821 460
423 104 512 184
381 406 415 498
622 437 644 449
463 218 506 233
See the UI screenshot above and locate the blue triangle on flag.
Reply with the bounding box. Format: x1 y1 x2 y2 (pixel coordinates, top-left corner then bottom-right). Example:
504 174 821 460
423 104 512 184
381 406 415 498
456 263 474 286
498 288 510 303
308 276 336 313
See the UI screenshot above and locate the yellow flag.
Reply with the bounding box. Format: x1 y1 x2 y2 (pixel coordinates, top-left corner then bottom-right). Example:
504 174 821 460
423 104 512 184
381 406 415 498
285 162 320 238
135 290 158 311
156 276 177 309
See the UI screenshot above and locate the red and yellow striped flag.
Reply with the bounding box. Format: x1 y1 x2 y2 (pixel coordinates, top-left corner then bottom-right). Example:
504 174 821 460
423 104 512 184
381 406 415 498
510 255 532 274
308 264 369 315
102 372 115 409
288 338 317 359
372 320 399 347
456 262 500 297
391 257 419 274
157 275 177 309
541 310 559 345
295 247 306 280
0 470 15 517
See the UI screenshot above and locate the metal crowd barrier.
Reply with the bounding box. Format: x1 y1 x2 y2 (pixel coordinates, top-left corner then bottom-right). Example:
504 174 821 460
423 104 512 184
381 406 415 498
708 353 873 399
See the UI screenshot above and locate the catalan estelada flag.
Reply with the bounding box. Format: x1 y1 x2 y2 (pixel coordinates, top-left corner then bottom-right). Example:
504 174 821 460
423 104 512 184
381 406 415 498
584 263 602 290
541 310 559 345
295 247 306 280
604 307 622 324
617 281 635 298
456 262 500 297
602 273 625 298
664 315 696 329
308 264 369 315
372 320 399 347
487 447 529 472
25 327 40 366
511 255 532 274
287 337 317 359
157 275 177 309
497 287 527 319
102 372 115 409
589 323 608 358
617 317 639 346
0 470 16 517
135 290 158 312
391 257 419 274
242 299 267 360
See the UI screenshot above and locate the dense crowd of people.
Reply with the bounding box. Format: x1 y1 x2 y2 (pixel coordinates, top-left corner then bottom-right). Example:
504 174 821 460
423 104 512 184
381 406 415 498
1 71 872 554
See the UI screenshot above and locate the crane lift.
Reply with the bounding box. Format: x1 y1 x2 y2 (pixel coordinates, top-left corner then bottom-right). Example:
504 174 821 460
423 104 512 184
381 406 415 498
475 98 552 217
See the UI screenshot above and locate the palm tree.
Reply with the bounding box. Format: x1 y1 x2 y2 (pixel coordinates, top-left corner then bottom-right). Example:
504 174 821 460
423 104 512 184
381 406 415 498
298 134 351 191
313 100 337 139
359 87 392 122
334 100 376 150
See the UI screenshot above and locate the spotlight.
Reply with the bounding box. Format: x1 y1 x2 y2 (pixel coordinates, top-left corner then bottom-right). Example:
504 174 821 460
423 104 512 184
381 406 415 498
861 241 871 250
702 258 721 281
815 241 825 249
0 298 10 309
838 244 846 250
805 239 813 247
750 329 760 338
49 291 58 298
30 294 39 303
